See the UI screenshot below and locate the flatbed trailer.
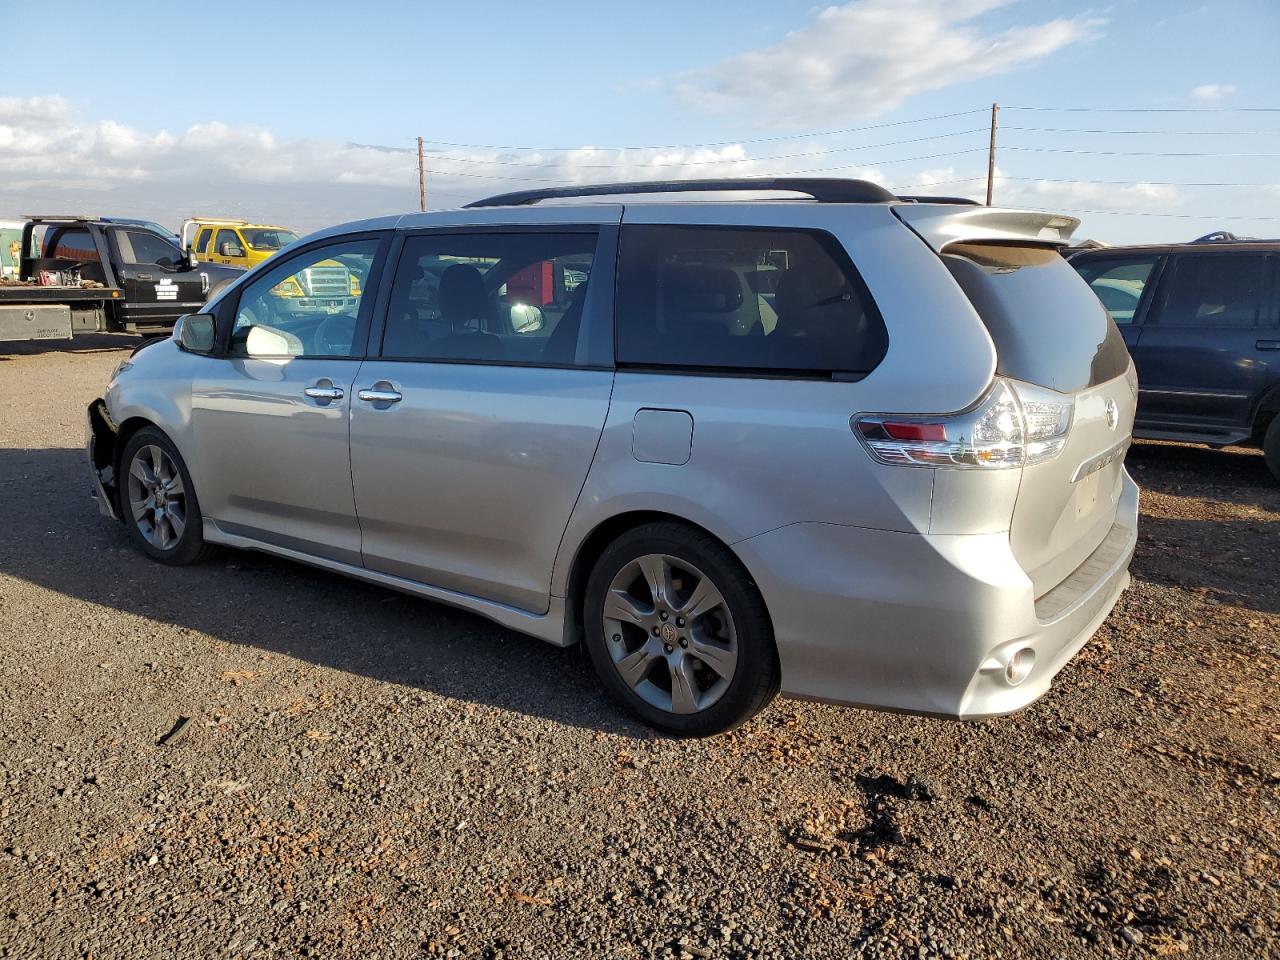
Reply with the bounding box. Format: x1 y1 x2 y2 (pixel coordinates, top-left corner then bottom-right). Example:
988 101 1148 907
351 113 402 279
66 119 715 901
0 216 241 343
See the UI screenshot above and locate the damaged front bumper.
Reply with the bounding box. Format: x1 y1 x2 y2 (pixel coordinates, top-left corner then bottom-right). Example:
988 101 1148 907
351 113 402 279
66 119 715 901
86 399 120 521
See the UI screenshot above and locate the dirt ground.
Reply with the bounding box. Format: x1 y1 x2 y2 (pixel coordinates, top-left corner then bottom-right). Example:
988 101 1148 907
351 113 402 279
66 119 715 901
1 335 1277 960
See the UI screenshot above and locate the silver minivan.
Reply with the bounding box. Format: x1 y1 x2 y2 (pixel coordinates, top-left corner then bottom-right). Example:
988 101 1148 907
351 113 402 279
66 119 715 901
88 179 1139 736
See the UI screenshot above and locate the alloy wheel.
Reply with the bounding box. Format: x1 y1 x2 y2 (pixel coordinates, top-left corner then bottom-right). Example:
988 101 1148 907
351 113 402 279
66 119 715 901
601 553 738 715
126 444 187 550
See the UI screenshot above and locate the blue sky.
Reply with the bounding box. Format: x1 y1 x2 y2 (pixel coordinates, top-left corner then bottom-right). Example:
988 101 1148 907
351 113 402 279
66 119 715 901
1 0 1278 242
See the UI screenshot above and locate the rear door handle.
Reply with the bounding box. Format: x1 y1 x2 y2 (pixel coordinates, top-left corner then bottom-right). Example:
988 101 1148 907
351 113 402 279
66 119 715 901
1257 339 1280 350
138 273 154 281
357 385 403 404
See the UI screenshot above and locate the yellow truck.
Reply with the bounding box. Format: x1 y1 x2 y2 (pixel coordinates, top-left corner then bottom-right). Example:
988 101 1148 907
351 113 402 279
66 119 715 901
181 217 360 317
181 217 298 270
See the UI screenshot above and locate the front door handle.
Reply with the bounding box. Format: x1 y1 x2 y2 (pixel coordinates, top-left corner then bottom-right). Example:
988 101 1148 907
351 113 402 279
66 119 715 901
1257 339 1280 351
303 381 344 402
357 386 403 404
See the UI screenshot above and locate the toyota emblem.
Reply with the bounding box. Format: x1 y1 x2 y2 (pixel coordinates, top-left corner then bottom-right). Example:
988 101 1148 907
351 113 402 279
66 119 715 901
1104 398 1119 431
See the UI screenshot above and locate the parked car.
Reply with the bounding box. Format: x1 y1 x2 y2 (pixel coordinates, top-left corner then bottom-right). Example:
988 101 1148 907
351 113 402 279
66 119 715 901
1071 240 1280 479
87 178 1139 736
0 216 241 342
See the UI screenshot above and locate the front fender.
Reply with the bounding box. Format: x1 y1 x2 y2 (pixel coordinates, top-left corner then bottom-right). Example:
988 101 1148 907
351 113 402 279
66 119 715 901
102 339 200 485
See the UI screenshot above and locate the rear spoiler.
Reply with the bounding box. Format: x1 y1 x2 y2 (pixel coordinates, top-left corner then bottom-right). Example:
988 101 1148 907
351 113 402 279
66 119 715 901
891 204 1080 253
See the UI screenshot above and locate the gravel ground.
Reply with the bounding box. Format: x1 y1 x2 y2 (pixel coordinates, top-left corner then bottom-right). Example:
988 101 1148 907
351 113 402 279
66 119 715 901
1 335 1277 960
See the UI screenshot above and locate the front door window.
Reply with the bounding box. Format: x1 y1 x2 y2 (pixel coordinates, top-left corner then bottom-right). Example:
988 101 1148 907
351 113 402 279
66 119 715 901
231 239 378 358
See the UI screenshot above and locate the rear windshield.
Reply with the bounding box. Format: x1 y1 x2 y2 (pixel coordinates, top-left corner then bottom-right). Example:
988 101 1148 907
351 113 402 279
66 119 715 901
943 243 1130 393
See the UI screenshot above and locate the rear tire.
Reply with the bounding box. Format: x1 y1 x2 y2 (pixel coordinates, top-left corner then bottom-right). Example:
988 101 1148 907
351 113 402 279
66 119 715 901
118 427 214 566
1264 416 1280 482
583 521 779 737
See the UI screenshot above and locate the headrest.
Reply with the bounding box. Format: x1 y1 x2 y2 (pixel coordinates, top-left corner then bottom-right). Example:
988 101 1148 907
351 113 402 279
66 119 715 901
661 264 743 314
438 263 487 325
774 259 850 322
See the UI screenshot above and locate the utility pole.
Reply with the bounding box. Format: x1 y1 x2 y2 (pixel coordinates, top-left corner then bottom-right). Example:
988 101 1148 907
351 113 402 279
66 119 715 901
986 103 999 206
417 136 427 213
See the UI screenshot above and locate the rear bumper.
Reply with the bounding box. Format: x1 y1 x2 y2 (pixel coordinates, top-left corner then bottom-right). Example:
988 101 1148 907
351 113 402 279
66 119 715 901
733 469 1139 719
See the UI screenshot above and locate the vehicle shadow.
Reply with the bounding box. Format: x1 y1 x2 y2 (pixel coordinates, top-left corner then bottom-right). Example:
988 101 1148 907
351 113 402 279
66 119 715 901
1126 439 1279 512
1125 440 1280 614
1133 515 1280 614
0 332 145 360
0 446 647 736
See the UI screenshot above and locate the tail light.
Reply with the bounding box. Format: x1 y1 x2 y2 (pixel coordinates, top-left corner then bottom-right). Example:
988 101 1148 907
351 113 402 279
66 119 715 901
854 379 1073 469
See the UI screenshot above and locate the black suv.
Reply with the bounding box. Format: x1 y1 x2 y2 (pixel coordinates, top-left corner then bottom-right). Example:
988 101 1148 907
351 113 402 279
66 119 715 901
1071 240 1280 479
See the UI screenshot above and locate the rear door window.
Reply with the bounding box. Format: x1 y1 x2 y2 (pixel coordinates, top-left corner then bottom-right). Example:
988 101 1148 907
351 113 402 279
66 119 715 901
381 231 599 366
1154 254 1270 329
944 243 1130 393
1072 255 1160 325
615 225 886 377
194 228 212 255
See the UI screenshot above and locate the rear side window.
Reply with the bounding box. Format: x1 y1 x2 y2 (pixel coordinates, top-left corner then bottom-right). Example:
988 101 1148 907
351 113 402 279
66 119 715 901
1072 255 1159 325
1155 254 1272 329
944 243 1130 393
615 225 887 377
42 227 99 262
194 228 212 254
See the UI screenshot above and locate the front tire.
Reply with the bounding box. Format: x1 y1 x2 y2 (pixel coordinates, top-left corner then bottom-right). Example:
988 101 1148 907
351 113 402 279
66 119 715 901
118 426 213 566
583 521 779 736
1264 416 1280 483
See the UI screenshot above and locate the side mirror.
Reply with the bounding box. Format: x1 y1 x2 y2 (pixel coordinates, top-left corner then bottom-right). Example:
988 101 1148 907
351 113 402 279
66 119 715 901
509 302 545 334
173 314 216 354
185 248 199 268
219 242 244 258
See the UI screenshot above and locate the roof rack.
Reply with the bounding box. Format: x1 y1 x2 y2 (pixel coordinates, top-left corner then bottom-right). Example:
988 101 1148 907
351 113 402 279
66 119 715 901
20 214 101 222
895 195 980 206
464 178 897 208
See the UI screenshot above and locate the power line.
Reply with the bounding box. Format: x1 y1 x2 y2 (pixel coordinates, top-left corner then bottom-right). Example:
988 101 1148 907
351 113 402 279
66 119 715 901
424 108 987 152
895 175 1280 189
1003 105 1280 114
427 128 987 168
1004 125 1280 136
1025 207 1280 221
425 147 988 182
1002 146 1280 158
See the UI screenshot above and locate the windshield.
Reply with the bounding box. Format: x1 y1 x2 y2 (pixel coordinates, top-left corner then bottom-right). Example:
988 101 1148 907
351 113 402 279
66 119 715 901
242 228 299 251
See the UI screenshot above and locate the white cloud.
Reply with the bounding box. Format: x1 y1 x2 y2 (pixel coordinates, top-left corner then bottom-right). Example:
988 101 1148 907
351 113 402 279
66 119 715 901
0 96 844 231
668 0 1105 128
0 95 1210 246
1189 83 1236 102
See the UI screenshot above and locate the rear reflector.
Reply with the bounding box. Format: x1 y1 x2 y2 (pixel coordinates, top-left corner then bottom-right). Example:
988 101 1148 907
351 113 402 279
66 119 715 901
881 422 947 442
